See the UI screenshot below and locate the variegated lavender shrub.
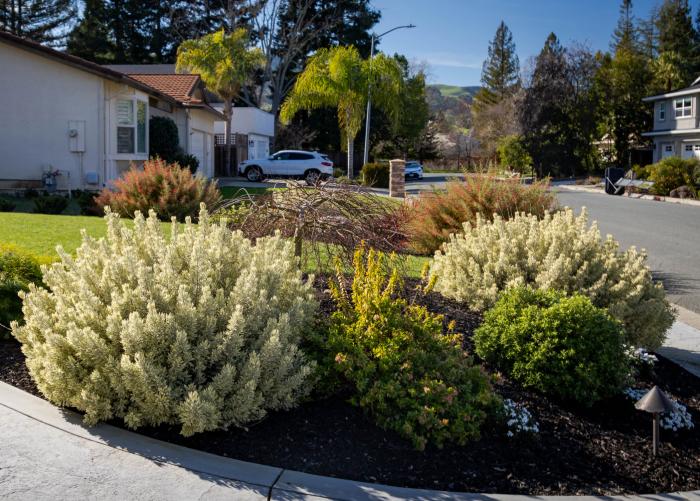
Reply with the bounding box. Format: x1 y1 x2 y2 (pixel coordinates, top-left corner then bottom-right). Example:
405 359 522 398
429 208 674 350
13 207 317 436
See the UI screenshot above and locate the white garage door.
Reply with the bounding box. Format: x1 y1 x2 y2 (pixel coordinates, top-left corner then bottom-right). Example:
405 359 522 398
682 143 700 160
191 131 205 173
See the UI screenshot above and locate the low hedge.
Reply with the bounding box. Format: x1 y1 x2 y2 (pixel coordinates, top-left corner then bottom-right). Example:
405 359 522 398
475 287 629 405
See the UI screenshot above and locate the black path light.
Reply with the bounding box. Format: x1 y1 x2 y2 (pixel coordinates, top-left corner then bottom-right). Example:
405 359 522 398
634 386 676 456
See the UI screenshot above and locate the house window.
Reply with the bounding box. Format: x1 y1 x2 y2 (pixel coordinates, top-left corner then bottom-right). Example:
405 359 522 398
674 97 692 118
665 145 674 152
116 98 148 154
659 103 666 121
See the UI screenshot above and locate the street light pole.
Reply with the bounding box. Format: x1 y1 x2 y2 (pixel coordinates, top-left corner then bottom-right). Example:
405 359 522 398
362 24 416 166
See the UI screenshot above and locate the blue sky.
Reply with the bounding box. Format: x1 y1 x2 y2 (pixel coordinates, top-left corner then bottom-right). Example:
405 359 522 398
370 0 676 86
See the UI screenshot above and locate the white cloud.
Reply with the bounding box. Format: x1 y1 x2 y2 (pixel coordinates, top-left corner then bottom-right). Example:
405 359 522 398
415 52 482 69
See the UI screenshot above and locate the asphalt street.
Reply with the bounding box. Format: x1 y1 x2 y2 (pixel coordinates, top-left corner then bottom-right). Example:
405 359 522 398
556 189 700 314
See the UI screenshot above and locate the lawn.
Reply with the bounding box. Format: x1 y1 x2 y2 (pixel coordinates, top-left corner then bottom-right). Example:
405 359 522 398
0 211 428 276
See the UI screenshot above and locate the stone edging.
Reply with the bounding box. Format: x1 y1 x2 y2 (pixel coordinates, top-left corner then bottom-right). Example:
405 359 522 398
0 381 698 501
556 184 700 207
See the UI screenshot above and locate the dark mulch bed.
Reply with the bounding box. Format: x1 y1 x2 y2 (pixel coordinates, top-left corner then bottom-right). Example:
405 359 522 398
1 281 698 495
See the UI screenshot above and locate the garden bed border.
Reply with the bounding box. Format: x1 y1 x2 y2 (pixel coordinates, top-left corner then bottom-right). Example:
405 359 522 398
1 381 698 501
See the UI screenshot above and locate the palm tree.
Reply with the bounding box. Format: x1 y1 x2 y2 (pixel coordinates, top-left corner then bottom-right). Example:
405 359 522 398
280 45 403 178
652 51 684 93
176 29 265 176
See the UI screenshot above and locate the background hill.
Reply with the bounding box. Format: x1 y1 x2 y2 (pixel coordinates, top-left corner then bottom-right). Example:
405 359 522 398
426 84 480 134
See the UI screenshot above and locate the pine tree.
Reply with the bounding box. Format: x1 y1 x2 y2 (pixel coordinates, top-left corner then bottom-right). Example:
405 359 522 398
0 0 76 45
66 0 114 63
611 0 639 53
473 21 520 111
655 0 700 84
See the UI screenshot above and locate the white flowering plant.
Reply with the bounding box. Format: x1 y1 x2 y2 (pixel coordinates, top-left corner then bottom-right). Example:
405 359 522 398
13 206 318 436
623 388 694 431
503 398 539 437
429 209 674 350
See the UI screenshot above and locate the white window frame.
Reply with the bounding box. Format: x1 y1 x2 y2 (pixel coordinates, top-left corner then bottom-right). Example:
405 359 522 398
674 97 692 118
658 102 666 121
115 98 148 155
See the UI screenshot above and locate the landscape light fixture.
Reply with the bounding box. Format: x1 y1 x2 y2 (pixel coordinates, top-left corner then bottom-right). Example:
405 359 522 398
634 385 676 456
362 24 417 166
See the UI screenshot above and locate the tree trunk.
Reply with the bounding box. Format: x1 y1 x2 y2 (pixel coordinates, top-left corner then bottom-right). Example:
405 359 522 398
224 100 233 177
347 136 354 179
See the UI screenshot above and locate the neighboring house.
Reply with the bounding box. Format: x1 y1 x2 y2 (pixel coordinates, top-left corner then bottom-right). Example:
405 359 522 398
0 31 221 191
212 106 274 160
643 77 700 163
107 64 275 166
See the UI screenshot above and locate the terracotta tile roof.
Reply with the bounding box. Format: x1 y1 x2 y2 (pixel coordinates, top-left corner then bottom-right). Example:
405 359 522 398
127 74 201 104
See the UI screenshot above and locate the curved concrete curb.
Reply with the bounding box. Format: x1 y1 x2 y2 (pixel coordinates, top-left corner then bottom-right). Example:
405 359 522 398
0 381 697 501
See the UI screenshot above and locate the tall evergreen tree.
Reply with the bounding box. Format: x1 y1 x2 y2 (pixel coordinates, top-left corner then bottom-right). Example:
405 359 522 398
473 21 520 111
66 0 114 62
0 0 76 45
611 0 638 53
655 0 700 84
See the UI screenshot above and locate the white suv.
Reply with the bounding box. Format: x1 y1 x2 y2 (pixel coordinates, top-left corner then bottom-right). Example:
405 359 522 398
239 150 334 184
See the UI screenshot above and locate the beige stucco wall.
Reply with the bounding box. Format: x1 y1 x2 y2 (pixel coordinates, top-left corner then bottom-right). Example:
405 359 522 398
0 42 105 190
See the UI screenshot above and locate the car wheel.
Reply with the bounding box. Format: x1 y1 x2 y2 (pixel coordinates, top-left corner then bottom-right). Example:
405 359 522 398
304 169 321 185
245 166 262 182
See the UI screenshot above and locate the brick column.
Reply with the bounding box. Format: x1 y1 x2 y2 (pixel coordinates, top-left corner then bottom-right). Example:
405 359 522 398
389 159 406 198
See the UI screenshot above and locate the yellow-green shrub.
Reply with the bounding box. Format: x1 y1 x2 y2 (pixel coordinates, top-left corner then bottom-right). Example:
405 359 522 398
430 209 674 350
321 247 499 450
0 245 49 337
475 288 629 405
13 207 317 436
361 162 390 188
646 157 698 196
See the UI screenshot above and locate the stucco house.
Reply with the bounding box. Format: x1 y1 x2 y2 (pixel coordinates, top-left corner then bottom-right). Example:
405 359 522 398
106 64 275 169
0 31 222 191
642 77 700 162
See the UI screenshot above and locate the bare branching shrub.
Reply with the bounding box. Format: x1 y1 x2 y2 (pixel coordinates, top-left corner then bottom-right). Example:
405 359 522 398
218 181 410 272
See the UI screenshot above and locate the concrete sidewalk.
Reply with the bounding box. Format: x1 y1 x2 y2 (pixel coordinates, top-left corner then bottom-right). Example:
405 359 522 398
659 307 700 377
2 381 699 501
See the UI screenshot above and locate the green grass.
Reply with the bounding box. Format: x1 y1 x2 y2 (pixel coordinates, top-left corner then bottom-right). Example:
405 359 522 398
0 211 427 278
219 186 276 199
0 212 171 258
431 84 480 99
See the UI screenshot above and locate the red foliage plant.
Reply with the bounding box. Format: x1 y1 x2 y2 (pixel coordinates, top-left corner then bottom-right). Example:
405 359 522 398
408 175 556 255
95 158 221 221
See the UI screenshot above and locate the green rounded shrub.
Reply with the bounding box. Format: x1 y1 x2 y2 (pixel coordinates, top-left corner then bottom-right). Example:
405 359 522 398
475 287 629 405
33 195 69 214
321 247 499 450
361 162 390 188
647 157 697 196
430 209 674 350
0 245 47 337
13 207 317 436
149 116 181 162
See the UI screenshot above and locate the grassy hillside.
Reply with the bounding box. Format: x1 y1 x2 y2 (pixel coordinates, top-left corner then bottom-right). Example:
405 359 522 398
431 84 481 100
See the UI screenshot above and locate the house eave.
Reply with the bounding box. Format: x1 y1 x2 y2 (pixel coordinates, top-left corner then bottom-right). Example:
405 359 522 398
642 88 700 101
642 128 700 137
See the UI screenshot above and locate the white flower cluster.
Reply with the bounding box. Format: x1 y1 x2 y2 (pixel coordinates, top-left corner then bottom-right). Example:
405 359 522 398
503 398 539 437
429 209 674 350
13 206 318 436
622 387 695 431
625 346 658 366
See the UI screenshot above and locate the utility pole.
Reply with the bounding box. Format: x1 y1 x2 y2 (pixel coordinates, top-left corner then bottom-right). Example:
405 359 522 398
362 24 416 166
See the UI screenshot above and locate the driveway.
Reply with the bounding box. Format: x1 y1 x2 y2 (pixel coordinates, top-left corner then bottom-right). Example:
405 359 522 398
555 189 700 314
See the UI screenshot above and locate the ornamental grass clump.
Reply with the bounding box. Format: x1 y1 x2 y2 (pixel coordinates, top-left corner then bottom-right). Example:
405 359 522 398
95 158 221 221
322 247 499 450
13 206 317 436
430 208 674 350
408 175 556 255
475 287 629 405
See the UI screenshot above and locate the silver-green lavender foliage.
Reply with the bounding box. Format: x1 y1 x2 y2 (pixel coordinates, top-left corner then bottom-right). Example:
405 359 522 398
13 207 318 436
429 208 674 350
